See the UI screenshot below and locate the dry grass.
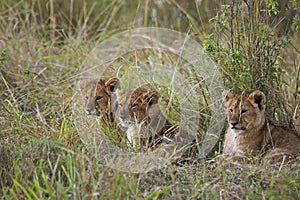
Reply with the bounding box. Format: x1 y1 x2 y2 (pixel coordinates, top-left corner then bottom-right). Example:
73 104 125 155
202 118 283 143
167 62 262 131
0 0 299 199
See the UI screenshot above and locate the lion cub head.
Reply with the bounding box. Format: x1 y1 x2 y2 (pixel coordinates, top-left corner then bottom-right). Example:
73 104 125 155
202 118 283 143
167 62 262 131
222 90 266 133
116 87 162 149
116 87 160 127
78 77 120 117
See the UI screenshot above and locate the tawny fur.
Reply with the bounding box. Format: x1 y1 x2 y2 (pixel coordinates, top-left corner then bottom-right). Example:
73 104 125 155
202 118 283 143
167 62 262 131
116 87 193 154
78 77 120 122
222 90 300 164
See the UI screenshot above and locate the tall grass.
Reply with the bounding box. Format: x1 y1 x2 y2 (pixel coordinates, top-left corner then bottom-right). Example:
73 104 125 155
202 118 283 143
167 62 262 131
203 0 300 128
0 0 299 199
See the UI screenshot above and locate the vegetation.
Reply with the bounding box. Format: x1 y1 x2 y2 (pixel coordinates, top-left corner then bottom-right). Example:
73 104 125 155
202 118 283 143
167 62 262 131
0 0 299 199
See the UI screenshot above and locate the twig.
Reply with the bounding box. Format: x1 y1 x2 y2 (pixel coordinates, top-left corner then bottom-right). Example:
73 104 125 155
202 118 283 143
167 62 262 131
0 72 16 103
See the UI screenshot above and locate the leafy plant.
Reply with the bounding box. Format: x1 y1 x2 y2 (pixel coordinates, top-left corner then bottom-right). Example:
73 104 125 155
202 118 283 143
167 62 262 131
204 0 293 127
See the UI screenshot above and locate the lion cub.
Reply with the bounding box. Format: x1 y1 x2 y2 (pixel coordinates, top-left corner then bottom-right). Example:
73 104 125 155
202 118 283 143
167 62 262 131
116 87 193 153
78 77 120 122
222 90 300 164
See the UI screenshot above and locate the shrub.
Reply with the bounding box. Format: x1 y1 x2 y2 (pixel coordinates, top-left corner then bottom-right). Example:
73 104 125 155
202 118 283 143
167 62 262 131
203 0 296 128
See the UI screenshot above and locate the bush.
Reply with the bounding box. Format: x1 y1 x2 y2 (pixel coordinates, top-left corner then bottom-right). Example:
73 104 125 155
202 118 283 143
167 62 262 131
203 0 296 128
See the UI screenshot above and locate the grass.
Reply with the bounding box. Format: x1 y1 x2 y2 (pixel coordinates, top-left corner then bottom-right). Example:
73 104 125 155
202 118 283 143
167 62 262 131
1 0 300 199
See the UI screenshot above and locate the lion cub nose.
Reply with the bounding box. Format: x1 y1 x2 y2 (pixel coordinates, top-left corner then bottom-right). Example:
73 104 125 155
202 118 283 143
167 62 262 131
85 108 95 115
119 113 126 120
230 122 238 127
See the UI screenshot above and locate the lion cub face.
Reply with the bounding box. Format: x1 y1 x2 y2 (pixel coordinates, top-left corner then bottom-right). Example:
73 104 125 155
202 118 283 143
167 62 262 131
78 77 120 117
223 90 266 133
116 87 160 128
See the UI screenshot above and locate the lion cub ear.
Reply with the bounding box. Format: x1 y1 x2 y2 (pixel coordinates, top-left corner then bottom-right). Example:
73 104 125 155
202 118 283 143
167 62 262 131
104 77 120 93
222 90 235 103
249 90 266 111
142 90 160 106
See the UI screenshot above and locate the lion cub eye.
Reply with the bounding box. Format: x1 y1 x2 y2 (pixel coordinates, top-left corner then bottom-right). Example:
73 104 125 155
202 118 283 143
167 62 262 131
95 96 102 101
241 109 248 114
129 103 137 109
229 109 233 113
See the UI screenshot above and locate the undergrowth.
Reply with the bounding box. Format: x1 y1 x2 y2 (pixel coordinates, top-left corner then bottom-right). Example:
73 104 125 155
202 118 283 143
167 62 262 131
0 0 299 199
203 0 300 128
